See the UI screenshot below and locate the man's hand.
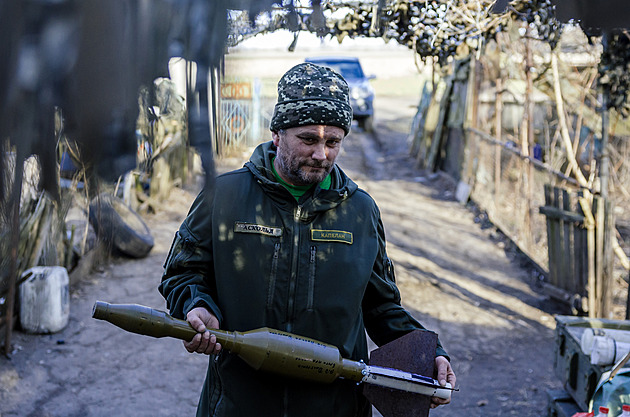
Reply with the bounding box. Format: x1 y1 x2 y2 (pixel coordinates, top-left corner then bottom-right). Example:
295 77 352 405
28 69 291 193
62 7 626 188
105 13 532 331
431 355 456 409
184 307 222 355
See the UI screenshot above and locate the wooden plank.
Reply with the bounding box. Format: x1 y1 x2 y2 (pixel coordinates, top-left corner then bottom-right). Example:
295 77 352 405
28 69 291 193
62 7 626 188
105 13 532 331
545 185 559 288
416 83 444 168
466 54 479 130
493 77 502 207
544 184 556 287
601 198 614 316
554 187 564 290
494 141 501 205
553 189 564 291
575 191 587 298
458 58 478 196
539 206 585 223
554 187 564 289
594 197 606 317
578 196 597 317
4 147 23 356
408 83 432 157
426 74 454 172
539 281 577 303
562 189 573 293
543 184 553 284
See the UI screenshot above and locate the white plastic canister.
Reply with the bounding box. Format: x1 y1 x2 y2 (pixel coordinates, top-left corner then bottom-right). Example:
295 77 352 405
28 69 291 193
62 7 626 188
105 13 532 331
19 266 70 333
581 327 630 355
590 335 630 366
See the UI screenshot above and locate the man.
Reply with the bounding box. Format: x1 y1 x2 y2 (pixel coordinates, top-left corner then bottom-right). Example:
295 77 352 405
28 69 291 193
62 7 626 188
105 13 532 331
159 62 455 416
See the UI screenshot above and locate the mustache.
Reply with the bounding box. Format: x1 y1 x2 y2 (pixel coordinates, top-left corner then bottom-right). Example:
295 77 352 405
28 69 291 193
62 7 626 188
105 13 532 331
303 161 332 168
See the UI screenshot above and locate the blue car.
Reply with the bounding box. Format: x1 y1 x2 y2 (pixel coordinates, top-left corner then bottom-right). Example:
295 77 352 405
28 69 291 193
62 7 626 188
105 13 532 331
305 56 375 132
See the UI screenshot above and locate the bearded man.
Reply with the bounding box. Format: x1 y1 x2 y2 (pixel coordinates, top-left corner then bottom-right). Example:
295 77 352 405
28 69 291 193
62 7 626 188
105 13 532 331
159 62 455 417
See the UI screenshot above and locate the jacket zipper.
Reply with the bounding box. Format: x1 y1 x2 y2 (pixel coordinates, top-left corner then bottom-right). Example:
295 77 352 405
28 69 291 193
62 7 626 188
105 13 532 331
281 205 303 417
266 242 281 311
307 246 316 311
286 205 302 334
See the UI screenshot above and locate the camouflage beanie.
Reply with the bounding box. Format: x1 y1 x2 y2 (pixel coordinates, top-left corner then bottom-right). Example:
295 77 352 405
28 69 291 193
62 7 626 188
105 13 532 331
270 63 353 135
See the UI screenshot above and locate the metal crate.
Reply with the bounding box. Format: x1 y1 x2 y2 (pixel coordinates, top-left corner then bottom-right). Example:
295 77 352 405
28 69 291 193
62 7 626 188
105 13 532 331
554 315 630 410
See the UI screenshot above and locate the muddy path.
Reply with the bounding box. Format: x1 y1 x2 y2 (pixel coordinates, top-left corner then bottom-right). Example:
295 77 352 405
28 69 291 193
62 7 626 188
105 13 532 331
0 96 564 417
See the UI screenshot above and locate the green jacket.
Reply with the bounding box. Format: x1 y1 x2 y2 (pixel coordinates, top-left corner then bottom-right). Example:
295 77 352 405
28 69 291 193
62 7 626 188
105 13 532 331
159 141 448 417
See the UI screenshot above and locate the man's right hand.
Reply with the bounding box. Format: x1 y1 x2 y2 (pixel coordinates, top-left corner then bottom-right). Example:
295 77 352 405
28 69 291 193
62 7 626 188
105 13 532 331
184 307 222 355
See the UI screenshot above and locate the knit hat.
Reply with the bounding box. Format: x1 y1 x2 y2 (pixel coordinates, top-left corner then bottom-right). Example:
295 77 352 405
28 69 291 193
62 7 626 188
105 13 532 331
269 63 353 134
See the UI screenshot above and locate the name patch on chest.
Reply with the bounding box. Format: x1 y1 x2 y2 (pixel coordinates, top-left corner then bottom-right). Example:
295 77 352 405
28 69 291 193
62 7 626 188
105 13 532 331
234 222 283 237
311 229 353 244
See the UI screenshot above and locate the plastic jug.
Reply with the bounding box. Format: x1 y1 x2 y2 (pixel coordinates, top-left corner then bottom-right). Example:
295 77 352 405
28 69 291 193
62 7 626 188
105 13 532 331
19 266 70 333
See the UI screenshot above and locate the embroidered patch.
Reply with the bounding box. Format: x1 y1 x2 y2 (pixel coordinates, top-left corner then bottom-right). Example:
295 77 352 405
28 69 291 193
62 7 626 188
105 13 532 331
234 222 283 237
311 229 353 244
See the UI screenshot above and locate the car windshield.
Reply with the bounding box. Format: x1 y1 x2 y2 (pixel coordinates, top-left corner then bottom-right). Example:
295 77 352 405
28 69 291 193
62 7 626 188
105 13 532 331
311 61 364 80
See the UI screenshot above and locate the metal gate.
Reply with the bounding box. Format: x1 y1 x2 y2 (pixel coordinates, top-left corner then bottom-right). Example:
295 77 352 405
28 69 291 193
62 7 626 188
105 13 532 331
218 78 273 154
220 98 251 150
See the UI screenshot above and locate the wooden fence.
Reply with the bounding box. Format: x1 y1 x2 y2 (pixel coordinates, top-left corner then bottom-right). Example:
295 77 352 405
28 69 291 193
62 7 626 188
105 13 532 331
540 184 615 317
407 53 626 318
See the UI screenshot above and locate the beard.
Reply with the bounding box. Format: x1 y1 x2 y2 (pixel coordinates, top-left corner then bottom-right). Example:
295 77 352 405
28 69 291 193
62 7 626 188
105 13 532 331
275 150 333 186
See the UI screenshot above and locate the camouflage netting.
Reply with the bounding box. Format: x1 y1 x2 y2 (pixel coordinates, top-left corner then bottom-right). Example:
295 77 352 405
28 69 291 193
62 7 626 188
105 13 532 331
598 32 630 117
228 0 562 65
229 0 630 117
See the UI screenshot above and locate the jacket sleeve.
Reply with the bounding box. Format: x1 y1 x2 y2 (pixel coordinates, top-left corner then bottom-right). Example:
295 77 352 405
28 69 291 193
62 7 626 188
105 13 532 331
158 189 223 324
362 213 449 361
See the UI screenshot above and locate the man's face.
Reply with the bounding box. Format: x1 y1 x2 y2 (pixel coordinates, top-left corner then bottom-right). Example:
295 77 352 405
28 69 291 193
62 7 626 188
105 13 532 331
272 125 345 186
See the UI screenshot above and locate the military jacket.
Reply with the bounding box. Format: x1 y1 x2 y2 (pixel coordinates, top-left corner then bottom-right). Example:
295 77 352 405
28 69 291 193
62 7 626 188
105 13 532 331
159 141 448 417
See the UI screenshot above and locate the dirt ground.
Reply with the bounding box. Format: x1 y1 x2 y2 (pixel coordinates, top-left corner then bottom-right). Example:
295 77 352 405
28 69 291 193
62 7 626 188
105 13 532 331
0 95 569 417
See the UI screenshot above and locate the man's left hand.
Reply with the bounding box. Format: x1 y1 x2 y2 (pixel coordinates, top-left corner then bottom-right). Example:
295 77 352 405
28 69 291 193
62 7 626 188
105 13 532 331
431 355 456 408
